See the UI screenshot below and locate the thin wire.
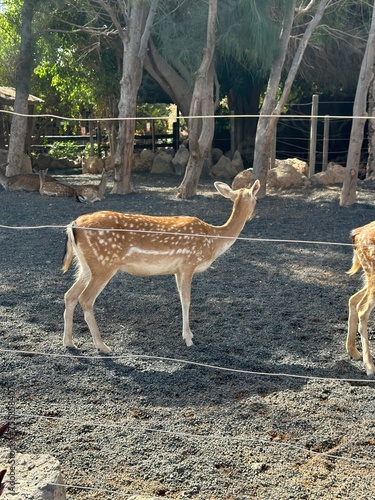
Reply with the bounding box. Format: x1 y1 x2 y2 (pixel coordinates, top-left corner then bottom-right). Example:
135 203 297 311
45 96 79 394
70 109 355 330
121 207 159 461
0 108 373 121
0 348 373 384
0 222 357 247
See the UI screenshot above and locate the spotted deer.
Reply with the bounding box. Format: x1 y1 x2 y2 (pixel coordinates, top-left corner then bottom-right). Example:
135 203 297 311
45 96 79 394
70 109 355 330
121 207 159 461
75 169 112 203
0 170 54 192
347 221 375 377
39 169 76 197
62 180 260 353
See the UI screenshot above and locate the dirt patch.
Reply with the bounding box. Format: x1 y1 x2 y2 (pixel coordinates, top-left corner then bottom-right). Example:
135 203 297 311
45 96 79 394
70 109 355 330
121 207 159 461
1 173 375 499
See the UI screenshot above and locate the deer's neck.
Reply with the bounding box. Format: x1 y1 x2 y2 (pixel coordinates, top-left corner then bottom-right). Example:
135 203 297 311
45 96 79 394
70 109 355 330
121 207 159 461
215 199 250 239
98 178 107 196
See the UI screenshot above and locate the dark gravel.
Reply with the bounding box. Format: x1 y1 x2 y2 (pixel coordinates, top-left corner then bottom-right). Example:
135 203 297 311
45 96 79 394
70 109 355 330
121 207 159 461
1 172 375 499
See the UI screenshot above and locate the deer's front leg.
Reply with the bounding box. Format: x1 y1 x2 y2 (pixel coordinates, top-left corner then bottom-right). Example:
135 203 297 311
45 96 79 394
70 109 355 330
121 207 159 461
175 271 194 346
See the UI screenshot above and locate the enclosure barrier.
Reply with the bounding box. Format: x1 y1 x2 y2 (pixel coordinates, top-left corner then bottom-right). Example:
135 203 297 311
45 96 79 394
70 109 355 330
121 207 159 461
1 222 375 497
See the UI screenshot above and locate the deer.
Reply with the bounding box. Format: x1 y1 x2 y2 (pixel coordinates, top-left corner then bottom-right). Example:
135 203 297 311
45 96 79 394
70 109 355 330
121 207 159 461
346 221 375 377
62 180 261 353
75 169 112 203
39 169 76 197
0 169 54 192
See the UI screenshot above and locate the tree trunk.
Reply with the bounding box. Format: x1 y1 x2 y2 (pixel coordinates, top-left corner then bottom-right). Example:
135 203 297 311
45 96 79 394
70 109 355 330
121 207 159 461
177 0 218 199
144 40 193 118
252 0 329 198
340 5 375 206
6 0 36 176
367 68 375 178
100 0 158 195
227 81 264 161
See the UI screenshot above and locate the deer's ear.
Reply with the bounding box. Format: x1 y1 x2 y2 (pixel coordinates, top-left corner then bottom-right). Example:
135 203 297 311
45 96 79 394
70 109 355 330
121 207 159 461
251 180 260 196
214 182 235 200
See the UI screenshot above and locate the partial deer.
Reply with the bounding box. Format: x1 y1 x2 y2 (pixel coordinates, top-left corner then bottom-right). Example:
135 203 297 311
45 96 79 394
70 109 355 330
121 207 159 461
39 169 76 197
62 180 261 353
75 169 112 203
347 221 375 377
0 169 54 192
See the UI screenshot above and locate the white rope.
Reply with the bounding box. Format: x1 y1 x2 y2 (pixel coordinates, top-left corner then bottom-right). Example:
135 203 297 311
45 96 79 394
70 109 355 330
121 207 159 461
0 348 373 384
0 108 372 121
0 222 357 247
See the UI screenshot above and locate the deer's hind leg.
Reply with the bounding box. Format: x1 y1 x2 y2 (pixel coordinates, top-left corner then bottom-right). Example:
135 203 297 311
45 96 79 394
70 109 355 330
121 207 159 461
357 291 375 377
346 287 366 361
78 269 117 353
63 274 87 349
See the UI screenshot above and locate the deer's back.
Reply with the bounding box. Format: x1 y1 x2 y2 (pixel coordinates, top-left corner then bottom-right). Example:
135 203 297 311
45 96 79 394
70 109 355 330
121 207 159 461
72 211 216 276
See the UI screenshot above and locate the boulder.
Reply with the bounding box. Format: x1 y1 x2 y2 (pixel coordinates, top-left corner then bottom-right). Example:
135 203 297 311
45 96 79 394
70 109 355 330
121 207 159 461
172 144 189 175
211 148 223 164
311 162 346 185
267 163 309 190
104 155 115 171
232 168 253 190
211 155 238 179
231 150 244 174
150 151 174 174
82 156 104 174
0 447 66 499
275 158 308 176
139 149 155 172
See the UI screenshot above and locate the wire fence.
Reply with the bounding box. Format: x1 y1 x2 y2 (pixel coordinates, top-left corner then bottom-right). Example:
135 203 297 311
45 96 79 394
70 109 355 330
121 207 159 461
1 219 375 497
1 104 375 497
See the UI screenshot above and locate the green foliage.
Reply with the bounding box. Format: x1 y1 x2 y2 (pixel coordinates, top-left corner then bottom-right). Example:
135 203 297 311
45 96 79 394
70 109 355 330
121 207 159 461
48 140 79 160
136 103 172 135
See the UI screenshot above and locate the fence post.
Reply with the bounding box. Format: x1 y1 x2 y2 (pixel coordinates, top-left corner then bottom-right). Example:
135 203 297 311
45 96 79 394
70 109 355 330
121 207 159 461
322 114 330 171
230 110 235 157
309 94 319 177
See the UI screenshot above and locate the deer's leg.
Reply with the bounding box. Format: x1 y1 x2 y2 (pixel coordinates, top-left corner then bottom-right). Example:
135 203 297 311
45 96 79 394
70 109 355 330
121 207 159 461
346 287 366 360
175 271 194 346
63 277 86 348
357 293 375 377
78 270 117 353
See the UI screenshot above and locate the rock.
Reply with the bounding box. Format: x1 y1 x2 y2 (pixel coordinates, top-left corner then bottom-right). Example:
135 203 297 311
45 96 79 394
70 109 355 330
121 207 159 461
267 163 309 190
211 155 238 179
231 150 244 174
0 447 66 499
172 144 189 175
311 162 346 185
232 168 253 190
275 158 308 176
140 149 156 171
104 155 115 171
211 148 223 164
150 151 174 174
82 156 104 174
35 153 52 171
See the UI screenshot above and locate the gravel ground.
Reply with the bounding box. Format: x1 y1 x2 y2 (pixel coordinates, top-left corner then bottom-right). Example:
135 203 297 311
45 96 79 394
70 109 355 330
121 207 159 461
1 172 375 499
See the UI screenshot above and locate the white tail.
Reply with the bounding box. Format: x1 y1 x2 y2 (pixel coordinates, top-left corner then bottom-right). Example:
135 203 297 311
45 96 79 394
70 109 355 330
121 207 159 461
39 169 76 197
62 180 260 353
0 170 54 192
75 169 112 203
346 221 375 377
